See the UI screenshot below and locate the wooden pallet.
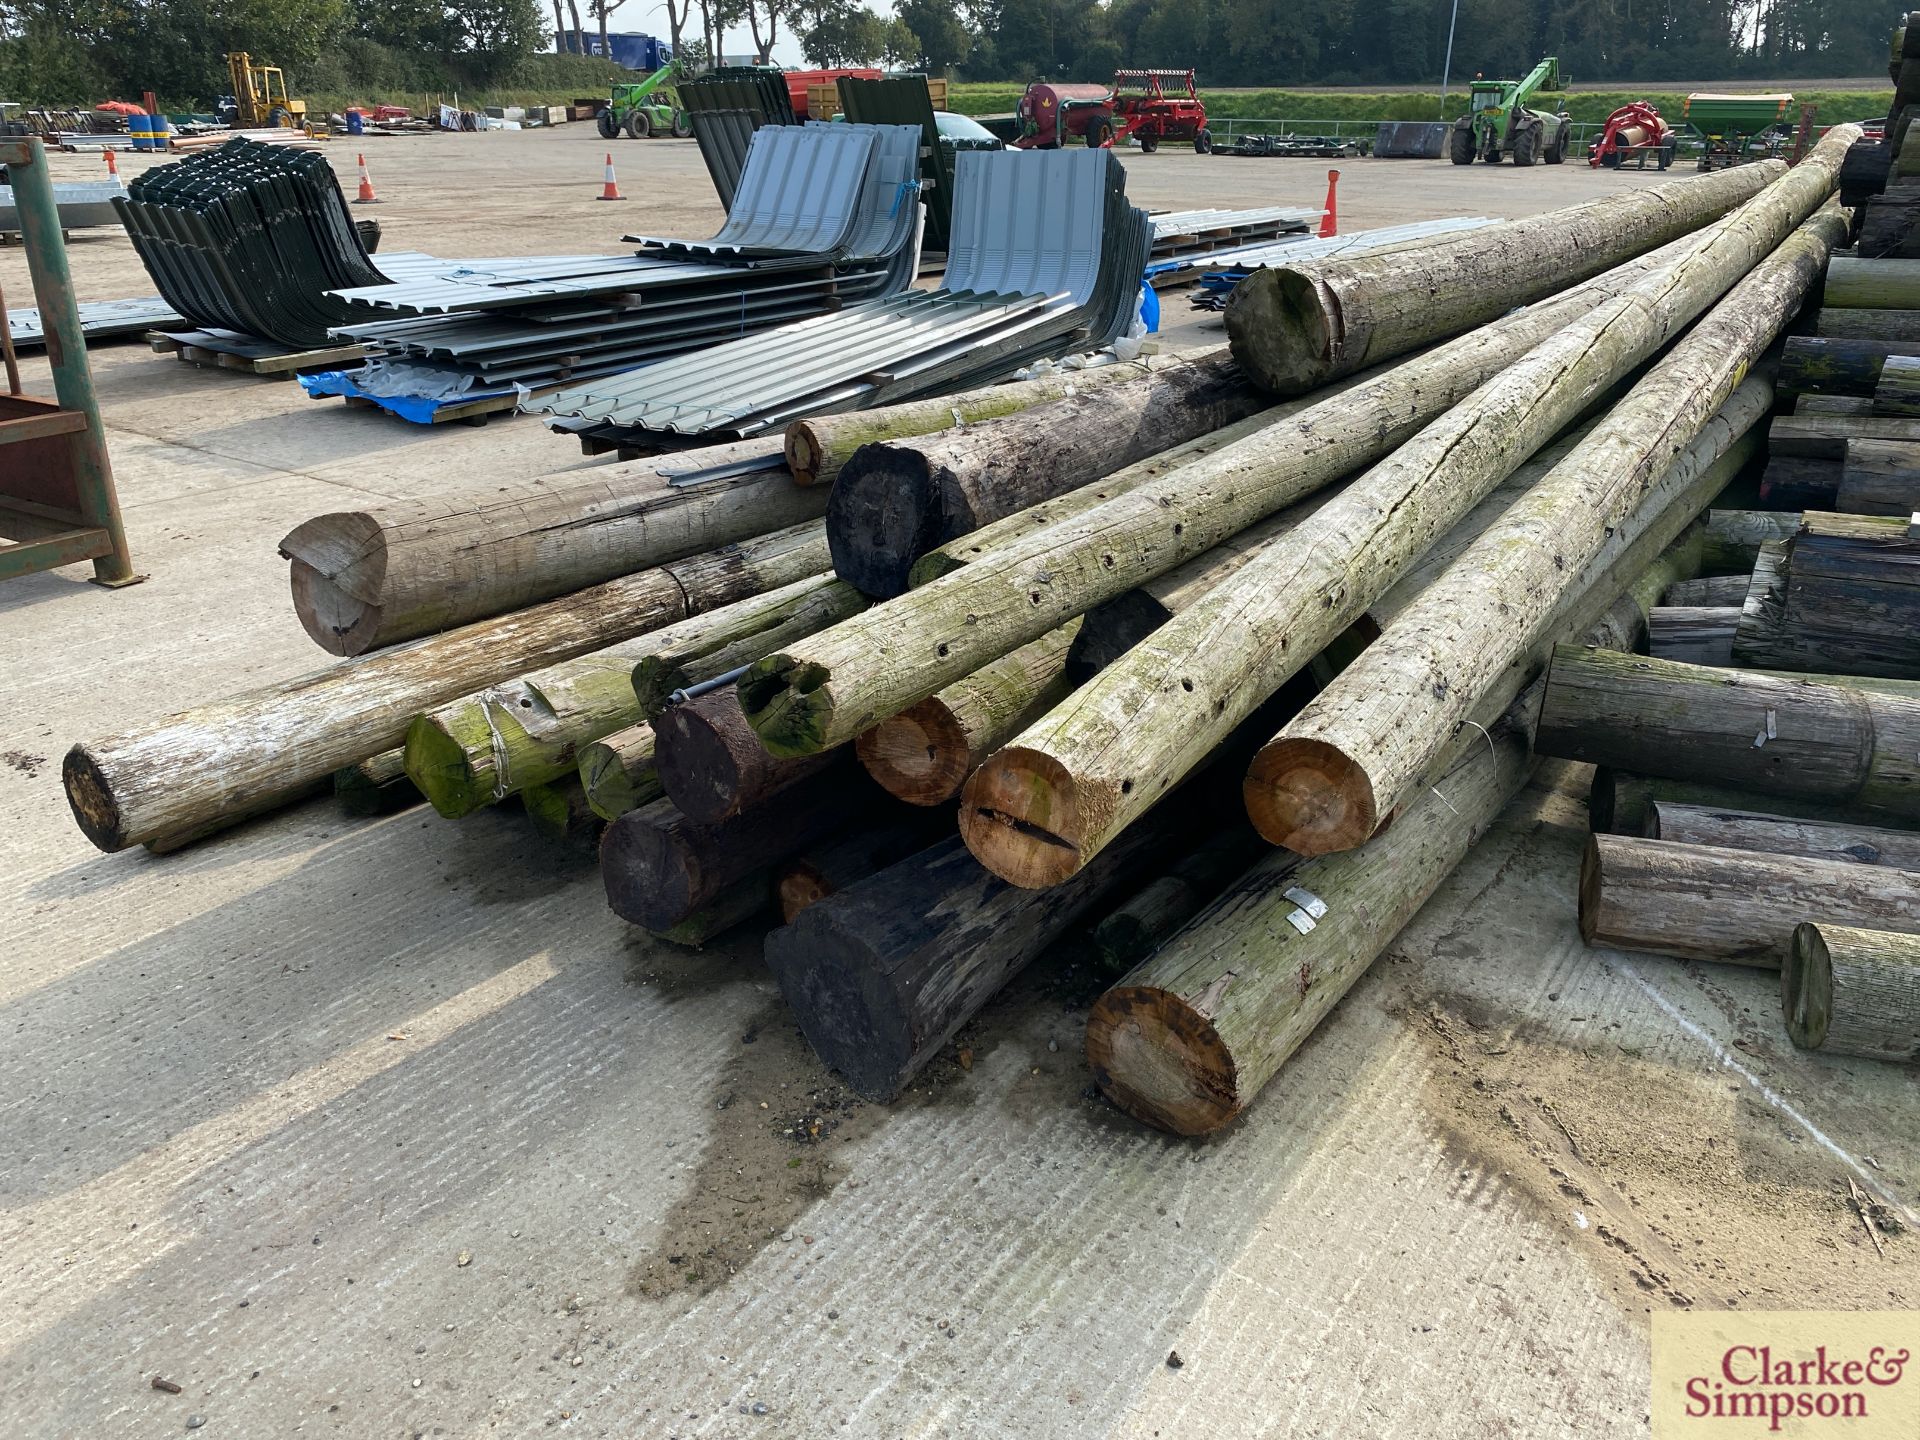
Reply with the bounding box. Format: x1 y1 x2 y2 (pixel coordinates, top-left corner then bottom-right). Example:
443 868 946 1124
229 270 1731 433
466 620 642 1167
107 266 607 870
148 329 368 379
331 382 572 426
335 389 526 425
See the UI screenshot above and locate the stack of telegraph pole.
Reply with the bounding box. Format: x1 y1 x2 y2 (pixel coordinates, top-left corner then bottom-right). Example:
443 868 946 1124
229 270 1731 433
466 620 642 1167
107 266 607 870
64 93 1919 1137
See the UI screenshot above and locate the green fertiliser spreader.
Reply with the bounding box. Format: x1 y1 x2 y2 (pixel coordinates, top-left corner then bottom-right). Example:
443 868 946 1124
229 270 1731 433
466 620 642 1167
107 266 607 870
1681 93 1795 170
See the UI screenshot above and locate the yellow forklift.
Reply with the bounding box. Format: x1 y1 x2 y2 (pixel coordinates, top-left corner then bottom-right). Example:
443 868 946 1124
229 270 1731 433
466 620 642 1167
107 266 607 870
223 53 312 131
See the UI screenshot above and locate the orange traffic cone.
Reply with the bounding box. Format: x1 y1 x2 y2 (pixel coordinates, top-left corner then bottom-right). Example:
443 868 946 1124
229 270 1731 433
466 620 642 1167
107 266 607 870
103 148 119 178
597 152 625 202
1318 169 1339 238
354 153 380 204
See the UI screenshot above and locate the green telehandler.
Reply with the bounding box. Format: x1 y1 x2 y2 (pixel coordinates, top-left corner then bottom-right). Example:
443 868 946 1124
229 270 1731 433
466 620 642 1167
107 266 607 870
597 60 692 140
1450 56 1572 167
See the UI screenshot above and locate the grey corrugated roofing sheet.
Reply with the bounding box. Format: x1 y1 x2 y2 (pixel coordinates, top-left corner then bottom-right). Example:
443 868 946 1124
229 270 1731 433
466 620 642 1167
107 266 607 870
527 146 1148 439
830 125 924 263
837 76 955 252
679 74 795 123
688 110 762 211
941 148 1113 302
317 124 925 404
7 295 183 347
330 254 822 315
0 180 127 230
532 289 1051 432
629 124 879 260
1149 207 1318 237
1173 216 1499 276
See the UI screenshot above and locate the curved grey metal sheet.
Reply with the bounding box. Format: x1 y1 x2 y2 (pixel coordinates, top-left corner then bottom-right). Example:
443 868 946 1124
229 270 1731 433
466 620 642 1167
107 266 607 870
630 124 878 261
940 149 1114 304
835 124 926 264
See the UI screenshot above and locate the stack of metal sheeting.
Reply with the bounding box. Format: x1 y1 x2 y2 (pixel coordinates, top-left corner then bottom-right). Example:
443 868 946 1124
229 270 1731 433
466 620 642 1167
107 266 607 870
1228 133 1352 158
836 76 961 252
1180 217 1500 309
8 296 184 349
113 138 387 348
0 180 127 233
1145 206 1320 284
317 124 924 404
1375 121 1452 159
528 147 1152 446
680 70 800 209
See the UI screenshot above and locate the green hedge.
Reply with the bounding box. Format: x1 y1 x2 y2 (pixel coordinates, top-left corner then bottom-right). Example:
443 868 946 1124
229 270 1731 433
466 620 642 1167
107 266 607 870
945 82 1894 128
0 40 625 112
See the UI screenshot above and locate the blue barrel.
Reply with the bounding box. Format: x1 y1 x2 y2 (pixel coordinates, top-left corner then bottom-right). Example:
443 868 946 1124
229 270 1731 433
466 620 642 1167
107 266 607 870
127 113 151 151
148 113 171 152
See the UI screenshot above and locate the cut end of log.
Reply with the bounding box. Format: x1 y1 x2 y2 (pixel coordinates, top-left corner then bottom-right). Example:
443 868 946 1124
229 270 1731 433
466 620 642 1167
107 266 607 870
958 747 1088 889
1577 834 1604 945
824 449 942 600
766 930 916 1101
579 735 661 822
522 779 601 847
1224 267 1336 397
63 745 127 853
785 422 821 487
600 806 698 930
403 715 490 820
1242 737 1378 855
629 658 687 724
776 866 831 924
738 657 835 758
854 700 970 805
288 557 385 658
652 702 751 827
1781 923 1834 1050
1085 985 1240 1136
1588 768 1645 835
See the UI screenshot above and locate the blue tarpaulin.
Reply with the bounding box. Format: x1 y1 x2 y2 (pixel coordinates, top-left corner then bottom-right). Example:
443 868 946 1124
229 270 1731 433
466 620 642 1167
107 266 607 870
299 369 518 425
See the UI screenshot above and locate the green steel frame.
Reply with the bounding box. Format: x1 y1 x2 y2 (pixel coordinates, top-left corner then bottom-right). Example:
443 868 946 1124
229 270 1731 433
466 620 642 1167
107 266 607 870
0 136 141 586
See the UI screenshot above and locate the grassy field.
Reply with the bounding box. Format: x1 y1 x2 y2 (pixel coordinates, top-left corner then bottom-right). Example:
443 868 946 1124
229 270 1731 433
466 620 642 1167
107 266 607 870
944 82 1894 127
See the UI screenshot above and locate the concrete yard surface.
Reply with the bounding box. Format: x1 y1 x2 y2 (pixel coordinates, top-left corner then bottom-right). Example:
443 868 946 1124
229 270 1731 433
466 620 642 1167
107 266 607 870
1 128 1914 1439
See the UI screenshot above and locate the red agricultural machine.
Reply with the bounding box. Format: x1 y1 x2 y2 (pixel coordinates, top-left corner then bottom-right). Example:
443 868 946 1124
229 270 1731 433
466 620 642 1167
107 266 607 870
1588 101 1677 169
1012 82 1113 147
1012 69 1213 152
1102 69 1211 152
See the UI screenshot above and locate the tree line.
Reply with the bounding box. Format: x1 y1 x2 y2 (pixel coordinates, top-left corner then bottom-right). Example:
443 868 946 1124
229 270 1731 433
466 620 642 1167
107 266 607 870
0 0 599 105
0 0 1890 108
783 0 1891 85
